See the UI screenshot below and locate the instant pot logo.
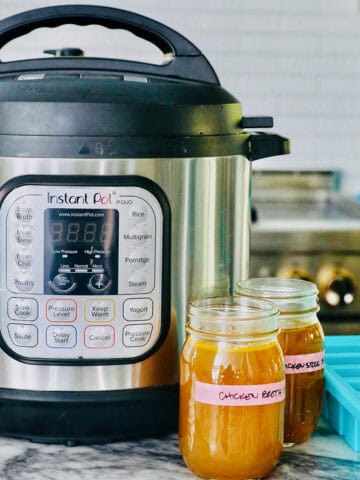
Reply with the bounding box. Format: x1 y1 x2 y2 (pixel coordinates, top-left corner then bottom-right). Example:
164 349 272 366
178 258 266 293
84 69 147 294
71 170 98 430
47 192 112 205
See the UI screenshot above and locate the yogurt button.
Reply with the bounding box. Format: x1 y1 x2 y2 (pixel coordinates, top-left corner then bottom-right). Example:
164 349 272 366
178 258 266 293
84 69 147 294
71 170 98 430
8 323 38 347
123 298 153 321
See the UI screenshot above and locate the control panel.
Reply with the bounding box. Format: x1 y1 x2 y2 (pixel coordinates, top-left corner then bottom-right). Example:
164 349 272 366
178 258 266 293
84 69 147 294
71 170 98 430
0 178 169 363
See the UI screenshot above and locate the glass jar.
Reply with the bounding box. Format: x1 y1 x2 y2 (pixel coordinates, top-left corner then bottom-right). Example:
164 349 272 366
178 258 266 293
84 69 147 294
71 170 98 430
236 278 324 446
179 296 285 480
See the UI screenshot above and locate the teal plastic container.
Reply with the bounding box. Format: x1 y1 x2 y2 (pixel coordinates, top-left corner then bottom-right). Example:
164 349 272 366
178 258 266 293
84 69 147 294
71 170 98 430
323 336 360 452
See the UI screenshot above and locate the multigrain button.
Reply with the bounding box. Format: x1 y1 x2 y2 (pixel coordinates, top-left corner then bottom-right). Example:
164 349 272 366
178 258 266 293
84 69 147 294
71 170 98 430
84 325 115 348
85 299 115 322
8 297 38 321
46 299 77 322
46 325 77 348
8 323 38 347
123 323 153 347
124 225 153 245
123 298 153 321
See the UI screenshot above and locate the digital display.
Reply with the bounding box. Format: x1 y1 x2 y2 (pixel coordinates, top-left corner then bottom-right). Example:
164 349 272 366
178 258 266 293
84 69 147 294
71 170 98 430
44 209 119 295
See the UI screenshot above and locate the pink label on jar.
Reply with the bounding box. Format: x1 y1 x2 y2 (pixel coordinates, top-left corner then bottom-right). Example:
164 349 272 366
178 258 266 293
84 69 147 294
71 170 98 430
284 351 325 374
195 380 285 407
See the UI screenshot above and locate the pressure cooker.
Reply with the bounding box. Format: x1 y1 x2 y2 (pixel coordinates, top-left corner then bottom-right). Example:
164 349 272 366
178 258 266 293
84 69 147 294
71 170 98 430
0 5 289 443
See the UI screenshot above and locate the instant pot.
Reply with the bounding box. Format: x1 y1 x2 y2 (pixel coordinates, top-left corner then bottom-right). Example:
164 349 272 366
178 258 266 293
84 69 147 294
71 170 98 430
0 5 289 443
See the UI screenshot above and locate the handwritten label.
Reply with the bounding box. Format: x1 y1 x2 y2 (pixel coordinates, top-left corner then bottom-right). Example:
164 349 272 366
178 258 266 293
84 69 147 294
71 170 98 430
195 380 285 406
284 351 325 374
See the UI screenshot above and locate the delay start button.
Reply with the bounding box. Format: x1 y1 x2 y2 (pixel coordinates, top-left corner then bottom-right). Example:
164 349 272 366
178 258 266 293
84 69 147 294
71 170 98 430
123 323 153 348
46 325 77 348
46 299 77 322
84 325 115 349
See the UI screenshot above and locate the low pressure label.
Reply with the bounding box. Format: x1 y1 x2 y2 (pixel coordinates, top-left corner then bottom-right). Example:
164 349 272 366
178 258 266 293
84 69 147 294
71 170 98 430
195 380 286 406
284 351 325 374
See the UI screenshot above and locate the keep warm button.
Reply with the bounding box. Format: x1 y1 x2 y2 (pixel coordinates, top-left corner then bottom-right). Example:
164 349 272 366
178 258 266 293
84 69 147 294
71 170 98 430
123 324 153 348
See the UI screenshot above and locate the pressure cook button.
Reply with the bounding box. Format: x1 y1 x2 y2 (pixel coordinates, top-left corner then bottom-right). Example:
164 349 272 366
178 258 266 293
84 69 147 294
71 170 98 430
123 298 153 321
15 226 32 246
84 325 115 348
46 299 77 322
122 324 153 348
49 274 77 294
14 274 34 292
8 323 38 347
15 206 33 222
8 297 38 321
129 202 148 223
88 274 111 293
46 325 77 348
85 299 115 322
15 253 33 269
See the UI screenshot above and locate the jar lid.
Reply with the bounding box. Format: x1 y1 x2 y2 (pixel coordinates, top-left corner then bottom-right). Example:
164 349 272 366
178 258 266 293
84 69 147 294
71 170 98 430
236 278 318 314
188 296 279 337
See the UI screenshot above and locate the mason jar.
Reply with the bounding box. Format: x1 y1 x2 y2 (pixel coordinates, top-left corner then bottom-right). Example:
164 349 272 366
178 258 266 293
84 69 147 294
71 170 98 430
236 278 325 446
179 296 285 480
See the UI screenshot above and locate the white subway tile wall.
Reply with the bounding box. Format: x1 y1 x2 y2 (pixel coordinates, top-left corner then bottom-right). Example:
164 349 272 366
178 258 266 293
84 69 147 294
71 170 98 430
0 0 359 195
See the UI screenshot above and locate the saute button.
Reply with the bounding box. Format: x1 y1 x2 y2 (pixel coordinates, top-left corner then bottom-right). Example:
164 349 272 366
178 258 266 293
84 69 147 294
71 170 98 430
122 324 153 348
84 325 115 348
8 323 38 347
15 226 32 246
46 299 77 322
123 298 153 321
46 325 77 348
14 273 34 292
8 297 38 321
85 299 115 322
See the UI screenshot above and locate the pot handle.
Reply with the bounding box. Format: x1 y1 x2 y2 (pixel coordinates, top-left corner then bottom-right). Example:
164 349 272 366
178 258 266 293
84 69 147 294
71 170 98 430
0 4 219 84
247 133 290 160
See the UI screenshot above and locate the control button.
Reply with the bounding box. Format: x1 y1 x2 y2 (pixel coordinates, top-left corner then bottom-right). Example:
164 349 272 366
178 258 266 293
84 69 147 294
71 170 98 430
46 299 77 322
127 270 150 293
123 324 153 348
14 273 34 293
15 206 33 222
46 325 77 348
8 323 38 347
124 249 151 270
15 226 32 246
49 274 77 294
124 225 153 245
84 325 115 349
15 252 33 269
123 298 153 321
88 274 111 293
8 297 38 321
85 299 115 322
129 201 148 223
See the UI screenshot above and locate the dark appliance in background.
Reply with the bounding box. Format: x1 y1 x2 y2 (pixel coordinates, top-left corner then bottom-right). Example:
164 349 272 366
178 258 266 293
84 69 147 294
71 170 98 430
250 171 360 335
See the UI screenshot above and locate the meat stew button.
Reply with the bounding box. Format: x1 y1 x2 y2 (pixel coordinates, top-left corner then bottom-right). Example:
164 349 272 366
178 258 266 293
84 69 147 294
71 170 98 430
84 325 115 348
123 324 153 347
8 323 38 347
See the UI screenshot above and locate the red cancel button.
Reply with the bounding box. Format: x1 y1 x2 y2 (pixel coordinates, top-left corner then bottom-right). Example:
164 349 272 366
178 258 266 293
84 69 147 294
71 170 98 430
84 325 115 349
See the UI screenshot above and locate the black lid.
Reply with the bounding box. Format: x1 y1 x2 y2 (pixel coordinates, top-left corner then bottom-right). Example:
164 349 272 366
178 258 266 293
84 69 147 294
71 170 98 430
0 5 290 159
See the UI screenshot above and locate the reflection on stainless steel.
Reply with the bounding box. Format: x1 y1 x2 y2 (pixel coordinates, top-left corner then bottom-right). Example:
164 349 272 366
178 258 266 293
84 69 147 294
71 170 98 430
250 171 360 335
0 154 250 390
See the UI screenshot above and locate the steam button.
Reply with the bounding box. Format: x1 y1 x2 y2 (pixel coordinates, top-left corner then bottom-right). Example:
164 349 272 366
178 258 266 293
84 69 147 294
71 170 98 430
88 274 111 293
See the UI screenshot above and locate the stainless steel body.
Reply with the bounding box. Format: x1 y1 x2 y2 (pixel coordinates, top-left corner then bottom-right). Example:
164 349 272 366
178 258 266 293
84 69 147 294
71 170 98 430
250 171 360 334
0 154 250 390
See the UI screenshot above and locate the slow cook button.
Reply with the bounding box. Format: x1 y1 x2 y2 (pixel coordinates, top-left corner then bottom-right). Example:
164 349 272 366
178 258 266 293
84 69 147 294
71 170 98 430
46 325 77 348
84 325 115 349
8 297 38 321
8 323 38 347
123 298 153 321
85 299 115 322
46 299 77 322
123 323 153 348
